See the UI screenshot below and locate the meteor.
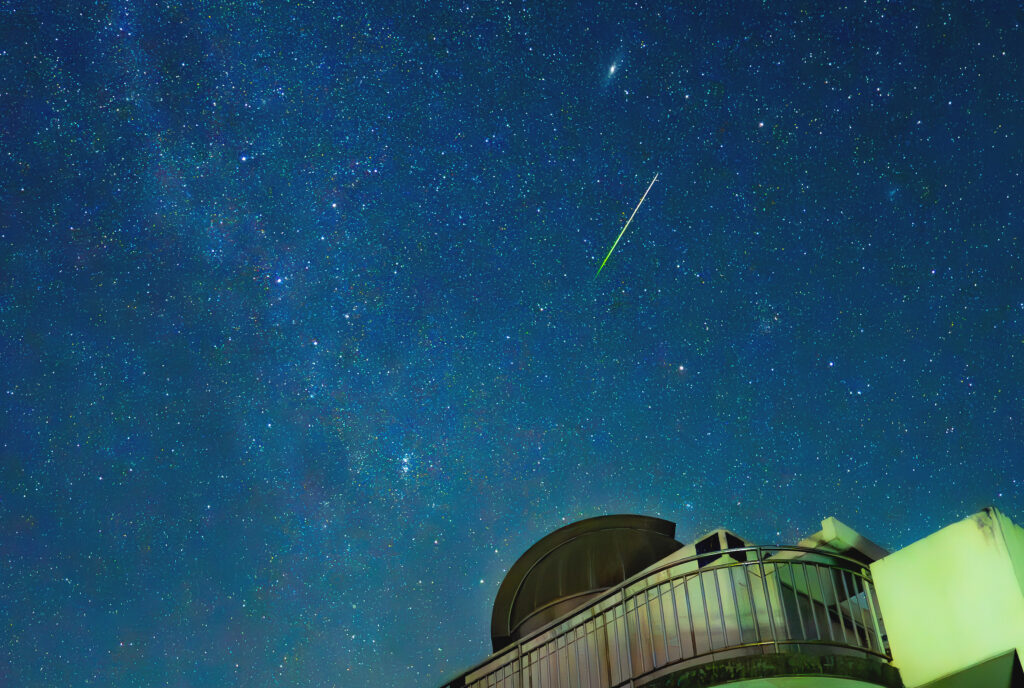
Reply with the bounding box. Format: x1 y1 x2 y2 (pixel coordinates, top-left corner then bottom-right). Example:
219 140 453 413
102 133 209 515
595 173 659 277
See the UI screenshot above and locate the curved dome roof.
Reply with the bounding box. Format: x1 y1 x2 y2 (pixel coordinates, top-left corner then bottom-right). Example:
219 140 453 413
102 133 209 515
490 515 682 651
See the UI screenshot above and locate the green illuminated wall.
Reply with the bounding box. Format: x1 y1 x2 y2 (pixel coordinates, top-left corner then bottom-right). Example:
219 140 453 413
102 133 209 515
870 508 1024 687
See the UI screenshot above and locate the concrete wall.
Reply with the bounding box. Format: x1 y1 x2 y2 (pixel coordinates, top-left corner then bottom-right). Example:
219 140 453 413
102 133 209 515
870 508 1024 687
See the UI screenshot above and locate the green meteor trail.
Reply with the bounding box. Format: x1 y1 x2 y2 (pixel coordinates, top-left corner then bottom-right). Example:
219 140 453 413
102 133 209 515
595 173 660 277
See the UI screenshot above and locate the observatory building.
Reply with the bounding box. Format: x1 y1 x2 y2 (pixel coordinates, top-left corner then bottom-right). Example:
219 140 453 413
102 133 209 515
440 508 1023 688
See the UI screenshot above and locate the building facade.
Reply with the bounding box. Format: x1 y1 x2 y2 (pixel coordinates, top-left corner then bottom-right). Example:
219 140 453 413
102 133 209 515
440 508 1023 688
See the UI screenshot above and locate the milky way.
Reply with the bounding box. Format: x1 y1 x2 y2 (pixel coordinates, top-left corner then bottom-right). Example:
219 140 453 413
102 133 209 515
3 3 1022 687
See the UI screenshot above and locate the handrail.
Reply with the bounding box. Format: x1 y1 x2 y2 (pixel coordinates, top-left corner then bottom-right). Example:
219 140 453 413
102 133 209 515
441 545 889 688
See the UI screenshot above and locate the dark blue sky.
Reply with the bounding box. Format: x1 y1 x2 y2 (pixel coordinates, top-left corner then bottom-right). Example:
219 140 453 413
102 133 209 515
3 2 1022 686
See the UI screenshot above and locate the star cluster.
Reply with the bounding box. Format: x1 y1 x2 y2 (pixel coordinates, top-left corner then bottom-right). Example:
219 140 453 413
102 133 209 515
2 2 1022 687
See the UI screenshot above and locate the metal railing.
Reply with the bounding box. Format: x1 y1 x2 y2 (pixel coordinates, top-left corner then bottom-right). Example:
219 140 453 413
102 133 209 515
447 545 889 688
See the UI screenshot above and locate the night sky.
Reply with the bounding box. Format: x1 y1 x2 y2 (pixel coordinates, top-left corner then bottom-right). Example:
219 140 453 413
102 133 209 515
3 2 1023 686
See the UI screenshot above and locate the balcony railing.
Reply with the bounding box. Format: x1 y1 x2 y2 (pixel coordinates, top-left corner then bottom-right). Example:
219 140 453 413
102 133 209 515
445 545 889 688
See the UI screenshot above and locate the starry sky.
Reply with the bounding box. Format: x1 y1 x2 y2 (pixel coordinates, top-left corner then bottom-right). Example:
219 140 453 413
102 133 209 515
3 2 1023 686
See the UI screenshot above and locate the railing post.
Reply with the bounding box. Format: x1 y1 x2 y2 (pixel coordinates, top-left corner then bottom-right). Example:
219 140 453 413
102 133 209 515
860 574 887 656
620 588 636 687
516 639 523 688
756 547 780 654
838 570 863 648
695 567 714 652
447 545 889 688
642 586 657 669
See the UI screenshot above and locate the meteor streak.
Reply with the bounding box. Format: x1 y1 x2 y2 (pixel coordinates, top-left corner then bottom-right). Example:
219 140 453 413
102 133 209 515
595 173 659 277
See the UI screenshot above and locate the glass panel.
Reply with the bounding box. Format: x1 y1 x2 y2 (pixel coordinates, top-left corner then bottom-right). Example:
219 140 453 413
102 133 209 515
567 631 579 688
636 592 656 669
610 609 626 684
661 581 683 662
595 616 611 688
838 569 861 648
865 578 888 653
448 549 889 688
711 568 734 647
544 645 555 688
625 595 644 674
781 563 808 642
588 622 600 687
768 562 793 642
736 564 762 644
690 572 713 656
849 572 872 651
803 564 827 641
829 567 850 644
601 611 618 686
557 636 569 688
674 577 695 658
749 561 774 644
648 586 668 667
538 646 551 688
701 570 727 649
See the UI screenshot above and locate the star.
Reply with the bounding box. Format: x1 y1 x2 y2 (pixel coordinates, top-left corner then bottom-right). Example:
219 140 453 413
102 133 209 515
7 4 1018 688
